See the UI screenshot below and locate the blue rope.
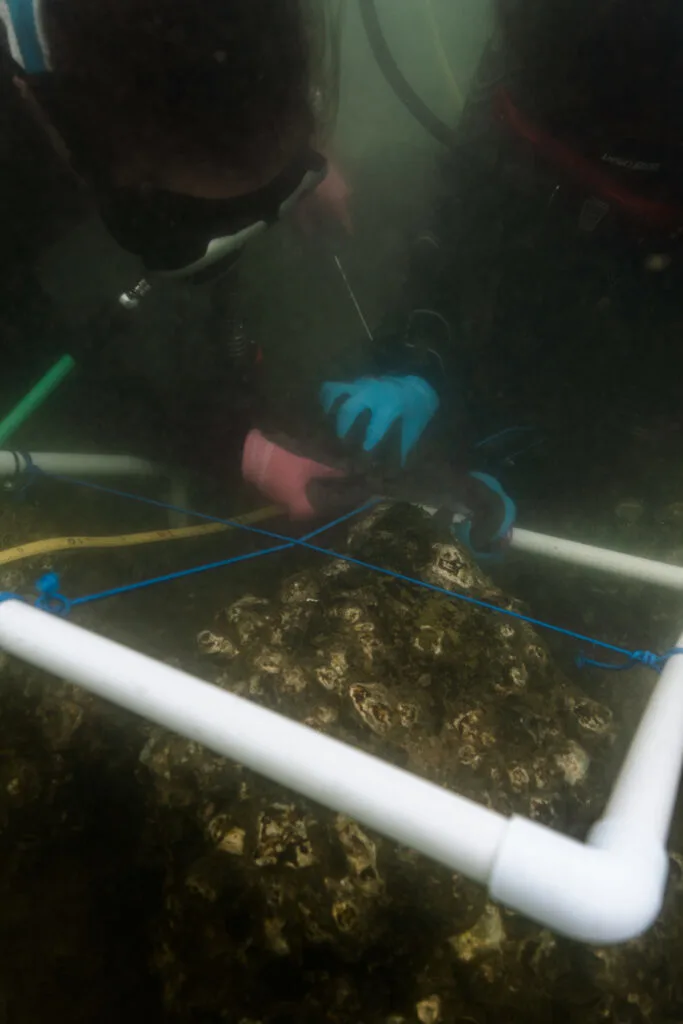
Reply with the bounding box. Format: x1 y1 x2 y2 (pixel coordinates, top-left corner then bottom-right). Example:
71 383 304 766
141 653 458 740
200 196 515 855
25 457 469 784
16 463 682 673
33 501 376 616
575 648 683 672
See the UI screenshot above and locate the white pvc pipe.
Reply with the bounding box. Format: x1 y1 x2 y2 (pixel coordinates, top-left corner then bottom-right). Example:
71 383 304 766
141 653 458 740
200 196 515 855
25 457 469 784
0 449 189 527
489 815 668 945
489 646 683 945
0 488 672 943
0 451 163 479
421 506 683 591
0 600 507 884
510 527 683 591
0 600 677 944
601 637 683 844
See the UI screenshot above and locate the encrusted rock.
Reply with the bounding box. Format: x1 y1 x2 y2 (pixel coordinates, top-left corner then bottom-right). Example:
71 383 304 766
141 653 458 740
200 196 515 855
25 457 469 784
197 629 239 657
254 804 316 869
416 995 442 1023
0 502 681 1023
555 740 591 786
138 506 640 1021
450 903 506 962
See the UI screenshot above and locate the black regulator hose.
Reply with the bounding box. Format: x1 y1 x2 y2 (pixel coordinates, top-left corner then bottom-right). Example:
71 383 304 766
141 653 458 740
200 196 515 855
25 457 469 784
358 0 459 150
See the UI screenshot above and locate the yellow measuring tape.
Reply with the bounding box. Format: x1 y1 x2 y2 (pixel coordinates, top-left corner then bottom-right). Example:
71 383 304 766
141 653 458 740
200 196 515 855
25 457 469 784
0 505 283 567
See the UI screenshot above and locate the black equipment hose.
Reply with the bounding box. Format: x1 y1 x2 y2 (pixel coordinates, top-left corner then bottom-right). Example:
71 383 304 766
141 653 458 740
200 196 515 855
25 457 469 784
358 0 458 149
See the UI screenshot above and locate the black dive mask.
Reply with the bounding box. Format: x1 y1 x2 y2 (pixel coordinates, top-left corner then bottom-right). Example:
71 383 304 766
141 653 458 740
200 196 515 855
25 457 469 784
100 148 327 277
107 149 327 306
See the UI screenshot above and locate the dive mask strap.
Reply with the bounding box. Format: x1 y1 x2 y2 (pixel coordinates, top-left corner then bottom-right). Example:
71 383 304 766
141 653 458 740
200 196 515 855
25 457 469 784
2 0 51 73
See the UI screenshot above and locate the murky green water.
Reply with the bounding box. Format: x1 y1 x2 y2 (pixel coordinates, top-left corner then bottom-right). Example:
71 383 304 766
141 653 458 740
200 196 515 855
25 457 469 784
3 1 683 1020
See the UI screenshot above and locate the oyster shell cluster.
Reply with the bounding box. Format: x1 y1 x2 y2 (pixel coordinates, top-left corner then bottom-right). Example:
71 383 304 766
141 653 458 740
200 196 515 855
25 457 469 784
0 502 681 1022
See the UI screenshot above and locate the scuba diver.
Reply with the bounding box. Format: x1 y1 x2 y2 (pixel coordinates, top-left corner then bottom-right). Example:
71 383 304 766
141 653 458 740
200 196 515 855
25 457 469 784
495 0 683 252
361 0 683 509
363 0 683 271
0 0 516 557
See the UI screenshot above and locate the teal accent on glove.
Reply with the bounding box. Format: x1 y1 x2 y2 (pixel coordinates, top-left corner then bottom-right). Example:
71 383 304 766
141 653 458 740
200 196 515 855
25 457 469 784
451 471 516 561
320 375 439 465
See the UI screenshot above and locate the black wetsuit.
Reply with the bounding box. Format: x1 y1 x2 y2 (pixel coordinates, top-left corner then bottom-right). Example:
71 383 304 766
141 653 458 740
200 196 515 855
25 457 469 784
387 21 683 509
1 43 462 502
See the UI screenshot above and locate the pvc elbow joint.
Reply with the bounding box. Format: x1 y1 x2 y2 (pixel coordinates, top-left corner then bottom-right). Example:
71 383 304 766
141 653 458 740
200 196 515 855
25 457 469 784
489 816 670 945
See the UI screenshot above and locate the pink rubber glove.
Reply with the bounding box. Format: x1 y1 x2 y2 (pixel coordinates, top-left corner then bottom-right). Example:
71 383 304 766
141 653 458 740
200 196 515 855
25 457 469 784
242 429 346 520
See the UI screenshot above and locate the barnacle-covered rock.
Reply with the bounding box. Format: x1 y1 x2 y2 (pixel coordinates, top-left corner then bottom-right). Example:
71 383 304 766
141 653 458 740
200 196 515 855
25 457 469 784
0 501 682 1022
136 504 683 1022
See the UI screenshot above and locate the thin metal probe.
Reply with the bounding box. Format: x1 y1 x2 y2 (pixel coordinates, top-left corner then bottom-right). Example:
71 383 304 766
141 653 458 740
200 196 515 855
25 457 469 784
333 255 374 342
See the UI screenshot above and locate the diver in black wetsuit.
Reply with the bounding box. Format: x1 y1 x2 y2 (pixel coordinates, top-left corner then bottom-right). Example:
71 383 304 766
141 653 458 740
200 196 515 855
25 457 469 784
369 0 683 510
0 0 516 552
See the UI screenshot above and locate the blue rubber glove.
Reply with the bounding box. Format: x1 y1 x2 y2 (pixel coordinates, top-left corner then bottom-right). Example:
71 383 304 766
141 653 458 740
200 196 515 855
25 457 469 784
320 375 439 465
451 472 516 561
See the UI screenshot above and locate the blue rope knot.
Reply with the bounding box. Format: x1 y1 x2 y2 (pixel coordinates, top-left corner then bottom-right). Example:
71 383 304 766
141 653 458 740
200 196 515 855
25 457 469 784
631 650 664 670
35 572 71 617
576 647 683 673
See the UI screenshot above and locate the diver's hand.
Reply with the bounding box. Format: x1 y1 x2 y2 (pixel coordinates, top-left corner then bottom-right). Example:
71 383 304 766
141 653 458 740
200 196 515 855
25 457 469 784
241 429 346 520
320 375 439 466
451 472 516 560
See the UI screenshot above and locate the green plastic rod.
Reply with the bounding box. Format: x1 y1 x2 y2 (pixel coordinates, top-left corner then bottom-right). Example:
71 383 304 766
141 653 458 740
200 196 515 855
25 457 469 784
0 354 76 447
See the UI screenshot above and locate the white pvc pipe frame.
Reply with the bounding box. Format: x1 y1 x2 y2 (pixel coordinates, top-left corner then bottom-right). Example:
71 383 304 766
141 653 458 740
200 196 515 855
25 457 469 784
0 450 188 526
0 599 678 945
510 527 683 591
1 477 682 942
0 450 165 480
419 505 683 592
